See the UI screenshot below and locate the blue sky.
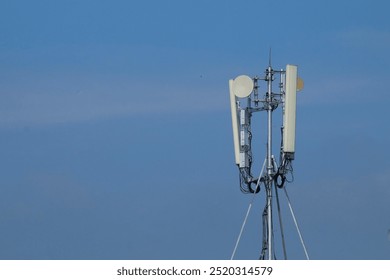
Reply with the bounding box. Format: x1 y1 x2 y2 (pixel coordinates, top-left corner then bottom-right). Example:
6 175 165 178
0 0 389 259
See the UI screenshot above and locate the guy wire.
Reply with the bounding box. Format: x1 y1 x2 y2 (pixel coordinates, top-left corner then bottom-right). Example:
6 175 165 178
283 186 310 260
231 159 266 259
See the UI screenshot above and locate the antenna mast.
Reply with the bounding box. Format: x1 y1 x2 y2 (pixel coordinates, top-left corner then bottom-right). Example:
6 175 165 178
265 62 274 260
229 56 305 260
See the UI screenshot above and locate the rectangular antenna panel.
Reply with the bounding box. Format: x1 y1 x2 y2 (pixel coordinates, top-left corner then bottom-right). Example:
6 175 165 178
239 109 250 168
229 79 240 165
240 109 249 147
239 152 249 168
283 65 297 157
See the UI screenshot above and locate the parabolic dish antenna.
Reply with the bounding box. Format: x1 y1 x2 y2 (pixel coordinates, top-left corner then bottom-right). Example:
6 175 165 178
233 75 254 98
297 77 304 92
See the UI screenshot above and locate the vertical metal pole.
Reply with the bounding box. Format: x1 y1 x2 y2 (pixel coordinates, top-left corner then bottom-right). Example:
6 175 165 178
266 66 273 260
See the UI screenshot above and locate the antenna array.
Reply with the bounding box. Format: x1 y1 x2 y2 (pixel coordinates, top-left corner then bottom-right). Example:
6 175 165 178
229 61 306 260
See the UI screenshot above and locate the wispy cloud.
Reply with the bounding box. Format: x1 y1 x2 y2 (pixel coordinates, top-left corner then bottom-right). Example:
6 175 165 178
0 44 230 128
338 28 390 51
298 75 382 106
0 76 228 127
296 27 390 106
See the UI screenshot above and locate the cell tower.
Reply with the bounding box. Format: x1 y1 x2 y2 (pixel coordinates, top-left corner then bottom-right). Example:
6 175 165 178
229 58 308 260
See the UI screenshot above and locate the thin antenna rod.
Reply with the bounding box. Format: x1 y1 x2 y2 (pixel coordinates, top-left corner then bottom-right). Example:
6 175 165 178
268 48 272 67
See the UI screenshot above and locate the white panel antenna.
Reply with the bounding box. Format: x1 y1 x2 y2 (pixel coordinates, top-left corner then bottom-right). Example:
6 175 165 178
283 64 297 158
229 79 240 165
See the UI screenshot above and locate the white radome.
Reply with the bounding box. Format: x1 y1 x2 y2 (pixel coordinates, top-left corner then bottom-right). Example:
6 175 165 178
232 75 254 98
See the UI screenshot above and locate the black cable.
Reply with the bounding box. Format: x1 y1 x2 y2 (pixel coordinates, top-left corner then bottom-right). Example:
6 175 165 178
275 172 286 188
275 185 288 259
259 192 270 259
